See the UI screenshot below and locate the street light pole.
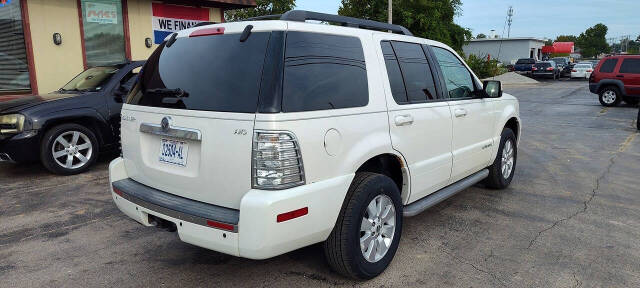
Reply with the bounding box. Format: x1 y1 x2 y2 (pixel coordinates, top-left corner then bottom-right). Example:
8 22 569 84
388 0 392 24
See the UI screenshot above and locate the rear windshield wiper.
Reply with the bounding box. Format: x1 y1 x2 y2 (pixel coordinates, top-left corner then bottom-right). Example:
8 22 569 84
146 88 189 104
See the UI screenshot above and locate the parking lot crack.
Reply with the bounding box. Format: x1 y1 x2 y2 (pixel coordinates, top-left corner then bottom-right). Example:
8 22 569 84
527 155 617 249
439 247 508 287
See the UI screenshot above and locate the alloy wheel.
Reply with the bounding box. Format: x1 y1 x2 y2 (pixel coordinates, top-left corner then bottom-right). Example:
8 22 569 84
602 90 617 104
52 131 93 169
501 139 515 179
360 194 396 263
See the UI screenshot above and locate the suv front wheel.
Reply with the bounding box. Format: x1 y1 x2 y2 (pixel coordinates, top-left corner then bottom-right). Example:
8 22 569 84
324 172 403 279
41 123 99 175
599 86 622 107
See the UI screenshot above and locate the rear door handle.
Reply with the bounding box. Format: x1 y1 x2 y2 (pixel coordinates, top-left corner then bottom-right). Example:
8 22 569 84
616 75 624 78
394 114 414 126
454 108 468 118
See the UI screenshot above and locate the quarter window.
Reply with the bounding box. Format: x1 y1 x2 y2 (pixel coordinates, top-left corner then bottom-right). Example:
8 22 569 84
619 59 640 74
432 47 475 99
381 41 439 104
282 32 368 112
599 59 618 73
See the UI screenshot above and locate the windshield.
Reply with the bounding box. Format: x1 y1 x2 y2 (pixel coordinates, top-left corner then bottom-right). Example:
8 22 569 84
516 59 535 64
62 66 119 92
127 32 271 113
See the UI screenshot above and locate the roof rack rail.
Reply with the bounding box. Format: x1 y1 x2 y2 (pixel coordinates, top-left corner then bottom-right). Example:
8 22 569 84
243 10 413 36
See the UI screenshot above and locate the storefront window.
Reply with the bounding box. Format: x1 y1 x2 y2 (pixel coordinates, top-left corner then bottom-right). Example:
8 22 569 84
81 0 126 67
0 0 31 93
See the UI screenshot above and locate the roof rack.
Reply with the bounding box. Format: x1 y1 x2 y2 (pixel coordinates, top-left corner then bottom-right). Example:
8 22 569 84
243 10 413 36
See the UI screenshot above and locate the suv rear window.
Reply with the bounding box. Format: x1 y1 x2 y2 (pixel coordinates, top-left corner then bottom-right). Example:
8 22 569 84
127 32 271 113
282 32 368 112
599 58 618 73
619 58 640 74
516 59 535 65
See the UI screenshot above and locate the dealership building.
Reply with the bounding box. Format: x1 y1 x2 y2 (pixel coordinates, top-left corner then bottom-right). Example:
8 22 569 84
463 37 547 65
0 0 255 96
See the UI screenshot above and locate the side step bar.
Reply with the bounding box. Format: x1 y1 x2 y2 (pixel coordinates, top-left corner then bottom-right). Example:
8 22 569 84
403 169 489 217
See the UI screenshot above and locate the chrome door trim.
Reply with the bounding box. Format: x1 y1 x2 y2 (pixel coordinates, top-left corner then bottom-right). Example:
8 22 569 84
139 123 202 141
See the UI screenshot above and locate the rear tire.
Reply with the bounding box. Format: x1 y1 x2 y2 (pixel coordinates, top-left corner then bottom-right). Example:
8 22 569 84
41 124 99 175
484 128 517 189
324 172 403 280
599 86 621 107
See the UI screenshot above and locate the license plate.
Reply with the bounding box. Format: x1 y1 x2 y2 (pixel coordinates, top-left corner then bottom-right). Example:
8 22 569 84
159 139 188 167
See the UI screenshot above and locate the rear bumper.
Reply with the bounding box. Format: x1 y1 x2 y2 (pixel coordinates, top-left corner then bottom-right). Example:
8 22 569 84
109 157 353 259
0 131 40 163
589 83 599 94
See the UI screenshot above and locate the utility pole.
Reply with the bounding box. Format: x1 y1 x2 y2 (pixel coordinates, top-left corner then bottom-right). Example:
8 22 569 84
507 6 514 38
388 0 392 24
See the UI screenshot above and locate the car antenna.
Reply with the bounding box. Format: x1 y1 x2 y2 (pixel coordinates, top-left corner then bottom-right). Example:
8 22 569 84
239 25 254 42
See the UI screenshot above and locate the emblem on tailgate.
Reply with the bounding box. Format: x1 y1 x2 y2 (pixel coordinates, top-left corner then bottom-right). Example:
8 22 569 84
161 117 172 132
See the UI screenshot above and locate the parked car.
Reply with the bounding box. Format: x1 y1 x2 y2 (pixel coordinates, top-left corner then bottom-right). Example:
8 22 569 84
0 61 144 174
589 55 640 106
109 11 521 280
514 58 536 75
551 57 571 77
532 61 561 79
570 63 594 79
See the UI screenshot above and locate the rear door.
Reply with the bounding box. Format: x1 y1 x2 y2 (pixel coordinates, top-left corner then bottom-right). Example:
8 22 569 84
378 39 453 203
618 58 640 96
430 46 496 183
121 25 276 209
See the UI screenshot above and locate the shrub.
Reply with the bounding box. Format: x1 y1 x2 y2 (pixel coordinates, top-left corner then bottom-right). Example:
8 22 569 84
464 54 507 79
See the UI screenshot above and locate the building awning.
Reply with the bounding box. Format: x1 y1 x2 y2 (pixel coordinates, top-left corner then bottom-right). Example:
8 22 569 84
160 0 257 9
542 45 555 53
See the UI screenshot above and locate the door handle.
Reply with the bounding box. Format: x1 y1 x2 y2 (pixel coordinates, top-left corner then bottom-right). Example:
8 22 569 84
454 108 468 118
616 75 624 78
394 114 414 126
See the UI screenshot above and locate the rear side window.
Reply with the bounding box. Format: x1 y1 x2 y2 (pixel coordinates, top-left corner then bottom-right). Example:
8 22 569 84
380 41 439 104
432 47 475 99
619 58 640 74
599 59 618 73
282 32 368 112
127 32 271 113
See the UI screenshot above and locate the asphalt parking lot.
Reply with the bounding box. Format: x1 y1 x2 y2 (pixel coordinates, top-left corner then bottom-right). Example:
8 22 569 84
1 79 639 287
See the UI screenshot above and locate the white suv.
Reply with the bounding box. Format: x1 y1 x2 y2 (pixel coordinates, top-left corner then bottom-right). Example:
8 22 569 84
109 11 520 279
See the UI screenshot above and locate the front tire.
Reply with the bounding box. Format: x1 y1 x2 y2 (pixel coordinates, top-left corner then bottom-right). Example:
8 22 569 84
599 86 621 107
485 128 517 189
324 172 403 280
41 123 99 175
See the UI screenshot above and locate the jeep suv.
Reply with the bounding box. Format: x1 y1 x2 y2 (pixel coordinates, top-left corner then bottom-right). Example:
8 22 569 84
109 11 521 279
590 55 640 106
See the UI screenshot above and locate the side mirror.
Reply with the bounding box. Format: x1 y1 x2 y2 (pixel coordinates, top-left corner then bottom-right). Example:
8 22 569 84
483 80 502 98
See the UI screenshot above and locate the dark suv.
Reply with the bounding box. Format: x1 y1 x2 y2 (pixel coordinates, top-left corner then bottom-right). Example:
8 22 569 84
589 55 640 106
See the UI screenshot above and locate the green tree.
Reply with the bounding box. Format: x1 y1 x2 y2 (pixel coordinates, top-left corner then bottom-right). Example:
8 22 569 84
476 33 487 39
576 23 610 58
224 0 295 22
338 0 471 52
555 35 578 43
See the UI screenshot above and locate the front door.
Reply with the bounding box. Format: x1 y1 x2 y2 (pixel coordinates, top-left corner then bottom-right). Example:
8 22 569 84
378 39 453 203
431 46 496 183
619 58 640 96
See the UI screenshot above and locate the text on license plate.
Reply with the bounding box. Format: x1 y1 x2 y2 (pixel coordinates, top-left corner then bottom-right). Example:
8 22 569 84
159 139 189 166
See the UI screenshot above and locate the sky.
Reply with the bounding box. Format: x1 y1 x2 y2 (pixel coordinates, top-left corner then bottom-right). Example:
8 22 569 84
294 0 640 41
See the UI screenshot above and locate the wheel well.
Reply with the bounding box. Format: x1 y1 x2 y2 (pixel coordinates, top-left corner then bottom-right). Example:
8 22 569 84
505 117 519 141
356 154 404 191
41 118 104 146
598 84 620 94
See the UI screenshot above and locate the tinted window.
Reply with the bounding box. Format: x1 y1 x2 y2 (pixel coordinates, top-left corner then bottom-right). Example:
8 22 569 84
599 58 618 73
381 41 408 104
619 58 640 74
535 63 551 69
127 32 271 113
432 47 475 99
391 42 438 102
282 32 368 112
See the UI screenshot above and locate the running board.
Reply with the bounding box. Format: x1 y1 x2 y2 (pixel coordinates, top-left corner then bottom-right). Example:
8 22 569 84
403 169 489 217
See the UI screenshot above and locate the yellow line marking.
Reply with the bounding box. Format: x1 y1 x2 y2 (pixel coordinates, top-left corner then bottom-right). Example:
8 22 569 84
618 133 637 153
599 107 608 114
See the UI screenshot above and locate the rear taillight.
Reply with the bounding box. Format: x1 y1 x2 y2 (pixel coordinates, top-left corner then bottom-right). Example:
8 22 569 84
587 69 593 72
252 131 305 190
547 67 554 71
572 69 577 72
532 67 538 71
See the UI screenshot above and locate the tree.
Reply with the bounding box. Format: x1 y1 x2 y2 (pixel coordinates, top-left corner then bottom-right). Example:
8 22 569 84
339 0 472 52
555 35 578 43
476 33 487 39
224 0 295 22
576 23 610 58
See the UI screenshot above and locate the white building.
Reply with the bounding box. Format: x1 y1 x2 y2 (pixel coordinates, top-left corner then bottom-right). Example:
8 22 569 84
463 37 546 64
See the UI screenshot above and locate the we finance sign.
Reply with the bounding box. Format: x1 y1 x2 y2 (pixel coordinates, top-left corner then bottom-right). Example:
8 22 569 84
152 3 210 44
